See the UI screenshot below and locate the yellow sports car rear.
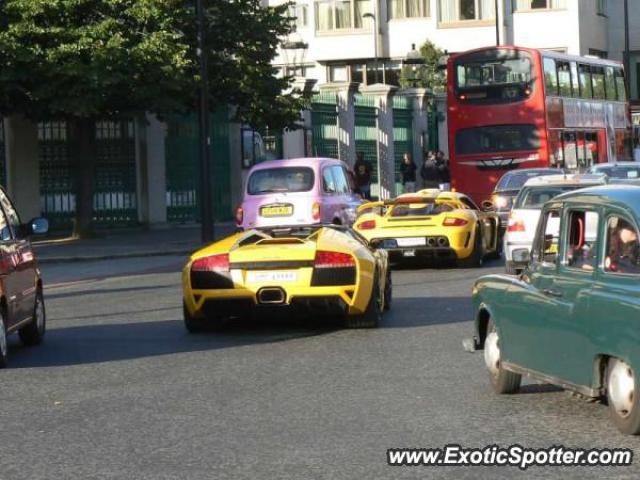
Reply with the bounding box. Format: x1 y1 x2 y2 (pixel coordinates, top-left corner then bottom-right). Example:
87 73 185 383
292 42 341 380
353 190 499 267
182 225 391 330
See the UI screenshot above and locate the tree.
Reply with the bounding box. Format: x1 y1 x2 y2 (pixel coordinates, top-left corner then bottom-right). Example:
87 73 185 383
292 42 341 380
0 0 304 237
399 40 446 93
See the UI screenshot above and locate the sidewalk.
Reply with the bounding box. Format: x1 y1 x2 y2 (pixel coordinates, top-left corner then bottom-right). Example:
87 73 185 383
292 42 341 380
33 223 237 264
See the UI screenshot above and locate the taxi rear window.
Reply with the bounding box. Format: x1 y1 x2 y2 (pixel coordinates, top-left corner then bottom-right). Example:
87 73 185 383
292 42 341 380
248 167 314 195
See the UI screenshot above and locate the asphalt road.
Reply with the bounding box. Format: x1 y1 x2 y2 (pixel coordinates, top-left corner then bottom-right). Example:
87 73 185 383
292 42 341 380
1 257 638 479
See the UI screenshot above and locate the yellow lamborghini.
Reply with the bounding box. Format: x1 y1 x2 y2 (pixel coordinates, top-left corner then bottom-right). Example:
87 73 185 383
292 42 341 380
182 225 391 331
353 189 500 267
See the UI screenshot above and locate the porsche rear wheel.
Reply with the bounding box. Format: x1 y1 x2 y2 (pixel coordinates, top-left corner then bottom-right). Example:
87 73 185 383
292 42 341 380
346 278 382 329
459 227 484 268
383 269 392 311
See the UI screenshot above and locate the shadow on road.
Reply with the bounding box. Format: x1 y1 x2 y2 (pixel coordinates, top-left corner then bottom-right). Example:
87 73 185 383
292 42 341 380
381 296 472 328
6 316 342 369
46 283 176 300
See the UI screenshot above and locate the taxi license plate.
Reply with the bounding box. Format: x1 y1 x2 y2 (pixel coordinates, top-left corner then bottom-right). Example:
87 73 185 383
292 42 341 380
260 205 293 217
396 237 426 247
246 271 298 283
402 250 416 257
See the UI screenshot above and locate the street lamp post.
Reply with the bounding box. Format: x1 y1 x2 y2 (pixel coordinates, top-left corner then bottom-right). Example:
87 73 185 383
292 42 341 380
494 0 500 45
363 13 379 84
196 0 214 243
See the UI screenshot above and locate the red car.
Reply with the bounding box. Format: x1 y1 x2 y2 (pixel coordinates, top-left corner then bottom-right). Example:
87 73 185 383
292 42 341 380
0 188 49 368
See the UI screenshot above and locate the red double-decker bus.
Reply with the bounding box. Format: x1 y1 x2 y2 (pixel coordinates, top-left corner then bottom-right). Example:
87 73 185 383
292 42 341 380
447 46 631 204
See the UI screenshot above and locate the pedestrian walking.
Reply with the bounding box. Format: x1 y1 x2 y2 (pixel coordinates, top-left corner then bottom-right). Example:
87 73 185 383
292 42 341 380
354 152 372 200
436 150 451 191
420 151 440 189
400 152 417 193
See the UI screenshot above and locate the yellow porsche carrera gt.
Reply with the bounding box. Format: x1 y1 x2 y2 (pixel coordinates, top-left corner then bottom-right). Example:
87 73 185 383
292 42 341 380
353 189 500 267
182 225 391 331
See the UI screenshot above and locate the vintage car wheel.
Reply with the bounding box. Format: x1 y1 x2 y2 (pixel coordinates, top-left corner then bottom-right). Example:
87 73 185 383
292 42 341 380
383 269 392 311
459 227 484 268
607 358 640 435
484 320 521 394
0 313 8 369
19 290 46 346
346 278 381 329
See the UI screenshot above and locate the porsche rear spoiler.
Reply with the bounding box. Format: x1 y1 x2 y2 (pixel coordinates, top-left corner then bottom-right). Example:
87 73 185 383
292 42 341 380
356 196 438 214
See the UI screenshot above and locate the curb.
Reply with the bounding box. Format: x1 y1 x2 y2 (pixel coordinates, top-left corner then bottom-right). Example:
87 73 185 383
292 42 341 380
37 248 195 265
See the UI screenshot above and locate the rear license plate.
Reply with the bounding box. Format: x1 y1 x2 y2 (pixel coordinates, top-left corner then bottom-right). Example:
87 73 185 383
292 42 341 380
402 250 416 257
396 237 426 247
260 205 293 217
246 271 298 283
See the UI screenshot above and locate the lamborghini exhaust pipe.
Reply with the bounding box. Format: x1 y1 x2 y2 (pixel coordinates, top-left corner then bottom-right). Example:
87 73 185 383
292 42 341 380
257 287 286 305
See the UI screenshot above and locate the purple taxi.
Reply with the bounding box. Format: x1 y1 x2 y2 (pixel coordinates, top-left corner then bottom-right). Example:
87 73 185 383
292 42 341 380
236 158 363 229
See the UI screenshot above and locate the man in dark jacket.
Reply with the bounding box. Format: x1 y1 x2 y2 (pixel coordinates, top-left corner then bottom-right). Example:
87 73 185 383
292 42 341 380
420 151 440 189
436 150 451 191
354 152 372 199
400 152 417 193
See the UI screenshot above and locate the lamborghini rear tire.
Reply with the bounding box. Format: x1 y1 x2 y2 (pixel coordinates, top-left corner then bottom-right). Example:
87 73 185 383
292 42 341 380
346 278 382 329
184 301 207 333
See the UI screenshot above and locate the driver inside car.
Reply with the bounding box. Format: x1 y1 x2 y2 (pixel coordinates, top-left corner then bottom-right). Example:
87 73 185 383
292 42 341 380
606 218 640 274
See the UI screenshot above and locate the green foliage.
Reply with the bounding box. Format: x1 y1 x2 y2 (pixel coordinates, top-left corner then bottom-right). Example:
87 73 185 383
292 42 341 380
0 0 304 129
399 40 446 93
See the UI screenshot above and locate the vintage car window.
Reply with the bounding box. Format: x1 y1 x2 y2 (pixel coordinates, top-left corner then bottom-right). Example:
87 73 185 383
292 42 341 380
247 167 315 195
322 167 336 194
460 196 479 210
330 166 349 194
604 216 640 275
0 204 11 242
0 189 21 239
564 210 599 272
536 209 561 264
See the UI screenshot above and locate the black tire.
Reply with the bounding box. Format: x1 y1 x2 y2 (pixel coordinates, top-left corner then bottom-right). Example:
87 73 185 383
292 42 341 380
346 278 382 329
184 301 207 333
19 290 46 346
505 261 519 275
486 222 501 260
0 311 8 369
485 320 521 394
606 358 640 435
458 227 484 268
383 268 392 311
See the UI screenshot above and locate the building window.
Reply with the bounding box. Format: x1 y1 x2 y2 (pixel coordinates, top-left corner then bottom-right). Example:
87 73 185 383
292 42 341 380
388 0 431 19
329 64 349 81
288 4 309 30
588 48 608 59
512 0 566 11
596 0 606 15
438 0 494 23
315 0 372 31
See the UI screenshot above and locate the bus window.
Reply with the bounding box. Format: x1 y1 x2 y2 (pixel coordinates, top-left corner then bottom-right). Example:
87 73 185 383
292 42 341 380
579 64 593 98
585 132 599 164
570 62 580 97
591 66 606 99
548 130 564 167
544 58 558 95
605 67 617 100
614 68 627 101
564 131 578 169
576 132 587 168
557 61 572 96
455 124 540 155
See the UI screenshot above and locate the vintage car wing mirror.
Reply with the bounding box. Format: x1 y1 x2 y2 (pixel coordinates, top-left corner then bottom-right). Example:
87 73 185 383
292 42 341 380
480 200 495 212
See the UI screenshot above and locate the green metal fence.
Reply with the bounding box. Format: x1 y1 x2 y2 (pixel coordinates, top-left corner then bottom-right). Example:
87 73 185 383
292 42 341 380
354 94 378 193
165 109 232 223
310 92 339 158
393 97 414 192
0 120 6 187
39 119 138 232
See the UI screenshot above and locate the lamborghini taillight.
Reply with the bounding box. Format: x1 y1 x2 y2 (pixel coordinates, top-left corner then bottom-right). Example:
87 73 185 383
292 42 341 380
191 253 230 272
314 251 355 268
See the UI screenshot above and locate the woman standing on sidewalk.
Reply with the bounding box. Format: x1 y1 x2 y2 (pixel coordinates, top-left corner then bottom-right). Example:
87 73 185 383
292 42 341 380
400 152 417 193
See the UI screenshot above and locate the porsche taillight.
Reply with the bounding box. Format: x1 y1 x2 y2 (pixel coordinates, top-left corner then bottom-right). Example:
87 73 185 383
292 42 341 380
442 217 468 227
191 253 230 272
314 251 355 268
356 219 376 230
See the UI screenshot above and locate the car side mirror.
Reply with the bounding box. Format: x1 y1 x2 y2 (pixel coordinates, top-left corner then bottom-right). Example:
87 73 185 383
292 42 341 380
25 218 49 236
481 200 495 212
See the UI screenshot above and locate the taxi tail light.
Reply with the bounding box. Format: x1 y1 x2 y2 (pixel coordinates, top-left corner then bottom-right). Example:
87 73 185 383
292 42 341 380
356 219 376 230
191 253 230 272
314 251 355 268
312 202 321 221
443 217 468 227
235 206 244 226
507 214 525 232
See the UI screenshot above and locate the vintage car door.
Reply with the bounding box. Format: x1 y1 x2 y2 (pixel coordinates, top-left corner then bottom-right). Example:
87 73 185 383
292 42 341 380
499 205 564 374
542 206 601 386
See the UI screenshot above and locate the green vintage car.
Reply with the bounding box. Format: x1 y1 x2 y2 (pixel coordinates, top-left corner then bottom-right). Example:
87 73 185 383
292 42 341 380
464 185 640 435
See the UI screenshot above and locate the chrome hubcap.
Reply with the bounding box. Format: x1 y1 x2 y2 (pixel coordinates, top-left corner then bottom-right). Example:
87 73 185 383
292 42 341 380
35 298 44 333
484 330 501 377
609 358 635 419
0 320 6 358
